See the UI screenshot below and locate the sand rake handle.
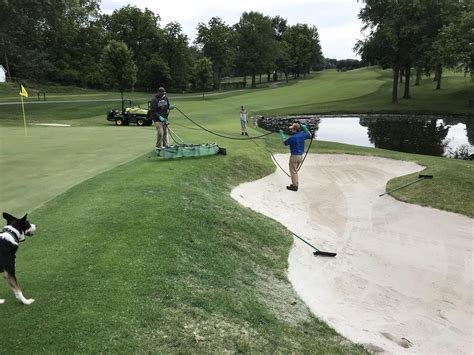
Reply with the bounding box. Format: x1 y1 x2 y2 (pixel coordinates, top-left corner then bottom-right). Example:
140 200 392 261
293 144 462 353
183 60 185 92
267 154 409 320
291 232 337 257
379 174 433 197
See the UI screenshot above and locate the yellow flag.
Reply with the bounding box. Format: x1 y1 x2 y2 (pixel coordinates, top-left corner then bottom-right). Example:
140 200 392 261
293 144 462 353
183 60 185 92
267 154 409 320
19 84 28 98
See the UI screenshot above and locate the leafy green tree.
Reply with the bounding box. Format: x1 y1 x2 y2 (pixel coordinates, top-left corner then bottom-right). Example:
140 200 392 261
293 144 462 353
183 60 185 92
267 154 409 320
433 9 474 78
0 0 101 83
271 16 288 81
318 58 338 70
282 24 322 77
105 5 164 86
0 0 55 80
192 58 214 98
272 16 288 41
310 27 324 73
234 11 277 88
195 17 233 90
358 0 468 100
45 1 102 85
100 40 137 102
336 59 364 71
274 41 293 82
357 0 425 102
162 22 193 92
142 55 171 91
413 0 466 90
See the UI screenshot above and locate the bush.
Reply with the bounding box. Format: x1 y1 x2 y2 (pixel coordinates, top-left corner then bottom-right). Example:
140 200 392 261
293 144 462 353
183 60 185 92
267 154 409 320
448 144 474 160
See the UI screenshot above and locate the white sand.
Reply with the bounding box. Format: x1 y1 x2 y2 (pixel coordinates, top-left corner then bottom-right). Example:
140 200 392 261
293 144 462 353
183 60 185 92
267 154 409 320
231 154 473 354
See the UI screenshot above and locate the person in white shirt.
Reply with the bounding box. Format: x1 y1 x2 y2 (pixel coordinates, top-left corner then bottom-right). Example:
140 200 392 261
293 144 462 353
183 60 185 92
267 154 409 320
239 105 248 136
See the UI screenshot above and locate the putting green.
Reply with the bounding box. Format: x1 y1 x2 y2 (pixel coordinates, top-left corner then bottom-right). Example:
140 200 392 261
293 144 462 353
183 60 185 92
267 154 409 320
0 125 155 214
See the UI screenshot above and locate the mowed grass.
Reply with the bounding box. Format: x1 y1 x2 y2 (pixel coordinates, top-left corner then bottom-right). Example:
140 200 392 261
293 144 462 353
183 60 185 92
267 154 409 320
0 126 153 214
0 138 366 353
262 68 474 116
0 67 472 352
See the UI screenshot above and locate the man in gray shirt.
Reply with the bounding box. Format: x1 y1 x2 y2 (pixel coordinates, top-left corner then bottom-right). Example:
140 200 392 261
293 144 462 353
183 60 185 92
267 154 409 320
150 87 170 147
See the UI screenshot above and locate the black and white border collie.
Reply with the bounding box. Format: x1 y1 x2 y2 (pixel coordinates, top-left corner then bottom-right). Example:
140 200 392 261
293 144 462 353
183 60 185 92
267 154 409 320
0 212 37 305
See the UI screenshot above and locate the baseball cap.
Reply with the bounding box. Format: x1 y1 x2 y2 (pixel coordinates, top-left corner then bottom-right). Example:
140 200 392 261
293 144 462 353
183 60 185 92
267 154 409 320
289 123 300 131
158 87 166 93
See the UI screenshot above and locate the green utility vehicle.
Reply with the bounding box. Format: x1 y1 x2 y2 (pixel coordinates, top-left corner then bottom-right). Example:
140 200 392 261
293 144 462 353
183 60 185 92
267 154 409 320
107 100 153 126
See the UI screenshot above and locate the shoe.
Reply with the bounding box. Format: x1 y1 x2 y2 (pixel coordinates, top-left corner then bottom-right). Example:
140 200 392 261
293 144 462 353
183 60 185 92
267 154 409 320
286 185 298 191
241 132 244 135
245 132 248 136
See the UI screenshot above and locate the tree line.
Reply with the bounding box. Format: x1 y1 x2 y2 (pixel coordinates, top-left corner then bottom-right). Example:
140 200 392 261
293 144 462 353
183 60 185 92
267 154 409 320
355 0 473 103
0 1 323 94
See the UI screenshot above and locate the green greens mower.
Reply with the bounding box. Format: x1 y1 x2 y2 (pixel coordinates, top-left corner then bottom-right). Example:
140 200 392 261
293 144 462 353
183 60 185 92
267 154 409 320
107 99 153 126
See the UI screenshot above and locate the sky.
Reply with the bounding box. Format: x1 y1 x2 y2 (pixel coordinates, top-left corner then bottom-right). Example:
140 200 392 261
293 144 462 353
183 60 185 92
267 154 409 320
100 0 366 60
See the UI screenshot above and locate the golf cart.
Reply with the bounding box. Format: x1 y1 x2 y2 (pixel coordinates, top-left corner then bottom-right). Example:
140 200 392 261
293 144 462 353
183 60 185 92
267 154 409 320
107 99 153 126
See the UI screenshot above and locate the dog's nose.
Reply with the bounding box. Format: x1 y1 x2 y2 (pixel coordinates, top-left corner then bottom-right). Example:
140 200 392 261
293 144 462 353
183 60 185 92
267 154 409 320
26 224 36 236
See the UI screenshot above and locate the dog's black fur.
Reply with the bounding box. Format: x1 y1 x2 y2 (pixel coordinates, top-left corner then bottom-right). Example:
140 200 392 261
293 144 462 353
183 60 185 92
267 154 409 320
0 212 36 305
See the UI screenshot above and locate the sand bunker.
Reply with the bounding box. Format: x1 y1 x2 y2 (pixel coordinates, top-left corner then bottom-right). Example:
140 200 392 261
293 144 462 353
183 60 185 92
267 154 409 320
231 154 473 354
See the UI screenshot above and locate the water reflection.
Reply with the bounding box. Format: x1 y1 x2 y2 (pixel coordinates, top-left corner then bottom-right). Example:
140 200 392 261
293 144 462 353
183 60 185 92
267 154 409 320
314 116 473 157
365 118 449 156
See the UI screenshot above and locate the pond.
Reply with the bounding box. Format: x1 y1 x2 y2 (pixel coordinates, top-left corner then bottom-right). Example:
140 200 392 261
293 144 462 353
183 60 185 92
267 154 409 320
257 115 473 158
316 117 473 157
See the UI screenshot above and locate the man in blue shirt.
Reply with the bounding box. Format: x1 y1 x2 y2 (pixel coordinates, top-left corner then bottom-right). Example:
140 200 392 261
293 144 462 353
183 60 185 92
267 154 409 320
282 122 312 191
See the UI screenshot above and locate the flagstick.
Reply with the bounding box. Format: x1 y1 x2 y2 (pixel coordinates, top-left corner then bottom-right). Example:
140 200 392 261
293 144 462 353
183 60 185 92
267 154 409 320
21 95 28 137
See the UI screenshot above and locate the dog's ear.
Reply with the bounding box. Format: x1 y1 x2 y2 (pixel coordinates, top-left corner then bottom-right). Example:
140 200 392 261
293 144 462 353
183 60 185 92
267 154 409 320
2 212 16 224
21 213 28 221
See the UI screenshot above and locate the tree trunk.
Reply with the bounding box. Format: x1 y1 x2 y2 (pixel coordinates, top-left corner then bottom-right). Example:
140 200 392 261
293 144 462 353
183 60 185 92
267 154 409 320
121 91 124 112
259 74 262 84
403 65 411 99
415 67 422 86
435 64 442 90
273 70 278 81
251 70 256 88
284 71 288 83
392 66 399 104
267 72 271 82
399 68 404 84
217 70 222 90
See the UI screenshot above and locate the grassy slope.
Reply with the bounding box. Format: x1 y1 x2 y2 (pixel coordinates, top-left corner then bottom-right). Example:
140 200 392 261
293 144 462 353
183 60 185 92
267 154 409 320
0 67 472 352
263 68 474 116
0 143 365 353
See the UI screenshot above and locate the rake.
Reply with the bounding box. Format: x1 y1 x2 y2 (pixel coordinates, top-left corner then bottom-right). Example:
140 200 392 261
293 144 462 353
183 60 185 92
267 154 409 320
291 232 337 257
379 174 433 197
